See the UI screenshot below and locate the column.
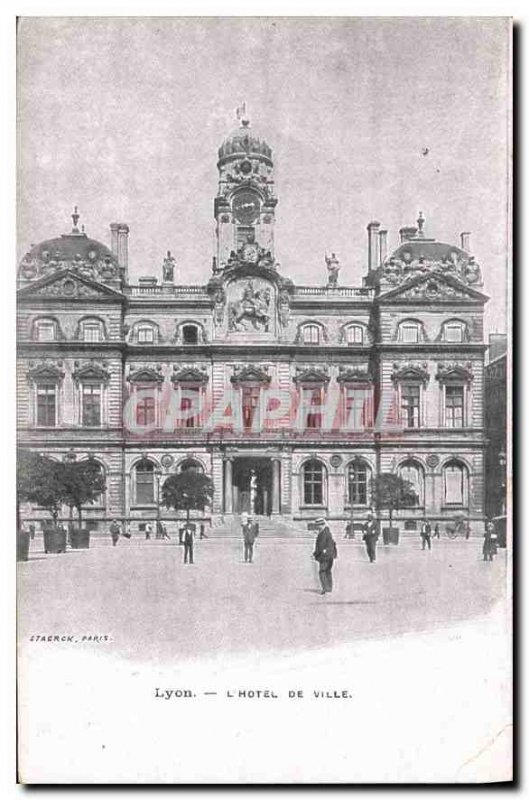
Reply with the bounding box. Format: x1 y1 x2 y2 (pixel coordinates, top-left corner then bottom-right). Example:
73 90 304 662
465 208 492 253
224 457 233 514
272 459 281 514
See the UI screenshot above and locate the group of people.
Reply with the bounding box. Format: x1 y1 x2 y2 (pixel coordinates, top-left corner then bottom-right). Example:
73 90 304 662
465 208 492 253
108 520 207 560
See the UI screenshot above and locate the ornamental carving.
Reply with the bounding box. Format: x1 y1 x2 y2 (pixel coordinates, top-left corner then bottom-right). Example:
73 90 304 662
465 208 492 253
18 254 119 287
278 288 290 327
230 365 271 385
72 360 111 384
127 364 165 384
337 366 371 383
228 279 272 332
171 366 209 385
26 361 65 383
435 362 474 383
391 362 430 385
293 366 330 384
380 252 483 289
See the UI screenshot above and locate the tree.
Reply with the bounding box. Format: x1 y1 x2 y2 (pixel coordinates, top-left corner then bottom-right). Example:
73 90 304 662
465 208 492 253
370 473 418 528
17 450 65 525
161 471 214 523
60 458 106 529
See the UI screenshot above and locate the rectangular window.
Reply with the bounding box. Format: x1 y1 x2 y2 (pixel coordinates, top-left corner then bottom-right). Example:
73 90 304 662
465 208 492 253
82 384 102 427
445 468 464 505
444 324 463 343
445 385 464 428
180 387 200 429
136 394 156 427
347 326 363 345
36 383 56 427
303 326 320 344
138 326 154 344
401 324 419 343
304 387 322 429
242 386 260 430
401 384 420 428
344 387 370 430
83 323 101 343
37 322 55 342
136 471 154 504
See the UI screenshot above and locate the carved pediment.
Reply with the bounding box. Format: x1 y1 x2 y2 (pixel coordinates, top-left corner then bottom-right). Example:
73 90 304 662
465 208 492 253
171 367 209 385
26 362 65 383
293 366 330 384
336 366 372 383
17 270 124 301
72 362 111 384
391 362 430 385
380 272 488 304
230 365 271 385
127 366 165 384
436 362 474 383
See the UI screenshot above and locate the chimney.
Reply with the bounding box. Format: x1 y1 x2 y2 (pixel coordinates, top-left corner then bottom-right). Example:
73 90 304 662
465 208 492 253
399 226 418 243
110 223 119 256
460 232 471 252
378 230 388 265
367 221 380 270
117 223 129 270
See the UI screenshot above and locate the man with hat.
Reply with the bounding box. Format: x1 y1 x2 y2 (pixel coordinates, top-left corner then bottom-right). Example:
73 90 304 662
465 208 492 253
312 517 337 595
241 513 257 563
362 512 379 563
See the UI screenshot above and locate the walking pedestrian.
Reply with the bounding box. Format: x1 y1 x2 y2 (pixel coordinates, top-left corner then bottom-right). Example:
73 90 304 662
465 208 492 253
362 513 378 563
483 519 497 561
344 520 354 539
29 522 36 540
313 517 337 594
145 522 153 540
433 522 441 539
420 518 432 550
123 522 132 539
160 521 170 540
241 514 257 563
183 523 195 564
199 523 208 540
110 519 121 547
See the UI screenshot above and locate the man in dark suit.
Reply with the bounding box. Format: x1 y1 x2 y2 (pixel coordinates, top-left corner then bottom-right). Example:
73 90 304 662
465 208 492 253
313 517 337 594
242 514 257 563
183 523 195 564
362 513 378 562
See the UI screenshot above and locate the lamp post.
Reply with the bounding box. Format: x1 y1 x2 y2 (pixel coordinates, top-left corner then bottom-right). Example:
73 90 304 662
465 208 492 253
498 450 506 516
155 468 162 537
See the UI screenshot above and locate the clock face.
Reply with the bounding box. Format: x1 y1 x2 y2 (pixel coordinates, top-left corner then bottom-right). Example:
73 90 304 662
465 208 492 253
232 191 260 224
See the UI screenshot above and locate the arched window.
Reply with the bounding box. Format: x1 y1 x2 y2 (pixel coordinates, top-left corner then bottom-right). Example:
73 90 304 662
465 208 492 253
303 459 326 506
303 324 320 345
347 460 371 506
398 319 423 344
182 324 199 344
442 319 466 343
346 325 364 345
81 459 106 507
398 460 424 506
179 458 204 474
33 318 58 342
80 318 104 343
134 459 155 504
443 460 468 506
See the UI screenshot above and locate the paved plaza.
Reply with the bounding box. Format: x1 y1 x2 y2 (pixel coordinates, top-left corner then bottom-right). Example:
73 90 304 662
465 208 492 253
17 534 508 662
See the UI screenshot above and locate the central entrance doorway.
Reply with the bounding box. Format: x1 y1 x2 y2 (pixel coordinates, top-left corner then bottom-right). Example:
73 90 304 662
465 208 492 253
232 458 272 516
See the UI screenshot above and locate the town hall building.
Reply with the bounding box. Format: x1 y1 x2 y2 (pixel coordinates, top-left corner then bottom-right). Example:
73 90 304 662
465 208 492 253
17 113 489 534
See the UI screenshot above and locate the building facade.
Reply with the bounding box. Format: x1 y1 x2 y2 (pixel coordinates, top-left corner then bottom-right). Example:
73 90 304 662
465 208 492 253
484 334 508 519
17 116 489 533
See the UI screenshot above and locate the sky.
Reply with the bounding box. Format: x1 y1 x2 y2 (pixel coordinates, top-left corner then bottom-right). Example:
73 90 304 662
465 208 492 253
17 17 510 333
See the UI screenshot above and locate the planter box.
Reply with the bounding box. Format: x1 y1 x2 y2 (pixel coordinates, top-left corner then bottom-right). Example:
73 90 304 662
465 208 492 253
70 528 90 549
383 527 400 545
43 527 67 554
17 529 30 562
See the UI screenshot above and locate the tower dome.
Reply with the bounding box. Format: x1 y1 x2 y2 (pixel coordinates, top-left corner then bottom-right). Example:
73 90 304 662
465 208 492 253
218 118 273 166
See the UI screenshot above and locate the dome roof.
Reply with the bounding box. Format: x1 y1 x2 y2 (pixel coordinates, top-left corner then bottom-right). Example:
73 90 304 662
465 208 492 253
18 208 121 285
390 239 467 264
218 120 273 164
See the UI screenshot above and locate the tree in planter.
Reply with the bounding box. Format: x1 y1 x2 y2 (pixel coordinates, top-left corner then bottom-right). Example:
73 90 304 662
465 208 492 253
17 450 66 526
60 458 106 533
370 473 418 530
161 471 214 526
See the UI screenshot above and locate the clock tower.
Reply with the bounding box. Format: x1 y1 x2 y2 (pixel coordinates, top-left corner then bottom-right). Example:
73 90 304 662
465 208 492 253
214 111 277 269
